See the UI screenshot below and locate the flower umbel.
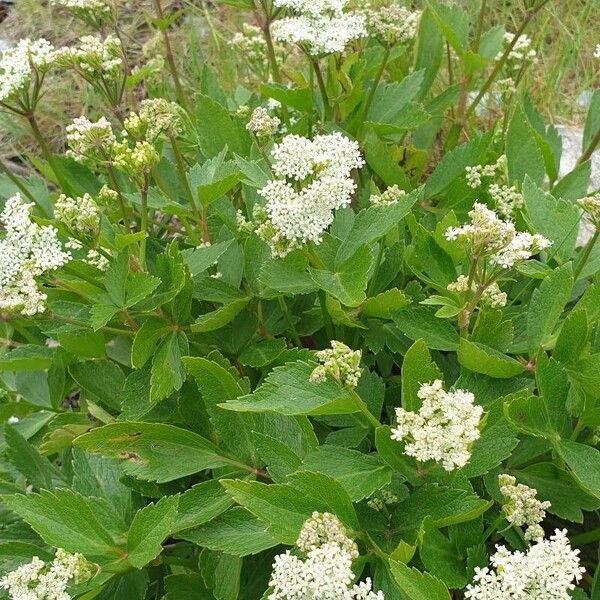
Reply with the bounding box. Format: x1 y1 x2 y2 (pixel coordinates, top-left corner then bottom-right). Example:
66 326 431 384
296 512 358 558
391 380 483 471
310 340 362 389
499 474 550 542
465 529 584 599
0 548 95 600
0 194 71 316
364 5 420 47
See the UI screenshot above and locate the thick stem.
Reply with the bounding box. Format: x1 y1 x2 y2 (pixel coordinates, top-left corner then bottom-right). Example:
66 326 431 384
310 58 332 121
578 127 600 166
573 229 599 281
349 388 382 429
26 114 72 194
571 527 600 547
139 177 149 269
357 46 391 137
466 0 552 119
153 0 188 110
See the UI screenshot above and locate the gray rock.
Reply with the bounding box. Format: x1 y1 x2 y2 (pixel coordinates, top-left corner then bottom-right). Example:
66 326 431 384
556 125 600 245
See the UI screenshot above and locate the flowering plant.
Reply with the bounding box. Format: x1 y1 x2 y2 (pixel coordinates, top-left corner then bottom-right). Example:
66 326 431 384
0 0 598 599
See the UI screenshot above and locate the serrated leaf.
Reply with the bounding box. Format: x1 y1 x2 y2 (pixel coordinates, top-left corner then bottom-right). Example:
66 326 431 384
556 439 600 499
362 288 410 318
401 339 442 412
389 560 451 600
191 298 250 332
127 495 179 568
173 480 234 533
393 306 460 351
73 422 232 483
0 345 54 371
457 339 524 378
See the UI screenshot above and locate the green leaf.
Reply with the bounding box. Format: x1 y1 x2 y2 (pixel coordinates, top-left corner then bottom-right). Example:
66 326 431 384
253 432 302 482
259 252 318 296
362 288 410 318
583 88 600 152
401 339 442 411
506 106 546 186
150 332 187 404
393 306 460 351
131 318 171 368
419 517 467 589
0 345 54 371
188 149 241 207
523 177 579 262
554 310 589 365
127 495 179 568
300 445 391 502
457 339 525 378
515 463 600 522
5 425 60 491
389 560 451 600
183 356 258 465
177 507 279 556
69 360 124 411
220 480 323 544
526 264 573 352
556 439 600 499
503 390 561 441
73 422 232 483
182 240 233 276
1 490 123 563
367 71 425 124
221 360 358 416
309 245 372 307
173 480 234 533
260 83 312 112
239 339 287 367
191 298 250 332
336 190 420 263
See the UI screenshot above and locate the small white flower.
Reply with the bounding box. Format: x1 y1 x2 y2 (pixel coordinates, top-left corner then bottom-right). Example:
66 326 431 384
0 194 71 316
246 107 280 138
465 529 584 599
57 34 122 80
363 6 420 47
54 193 100 236
578 192 600 228
370 185 406 206
391 380 482 471
489 183 523 218
296 512 358 558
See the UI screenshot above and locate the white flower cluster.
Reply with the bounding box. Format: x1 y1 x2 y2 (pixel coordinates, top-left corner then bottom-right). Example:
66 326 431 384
445 203 551 269
0 194 71 316
257 132 363 256
447 276 507 308
578 193 600 229
123 98 181 142
499 474 550 542
0 39 57 104
246 107 281 138
269 512 383 600
49 0 111 25
272 0 366 55
309 340 362 389
54 193 100 236
370 184 406 205
465 155 506 189
465 529 584 599
391 379 483 471
595 43 600 59
0 548 94 600
498 33 537 70
489 183 523 218
66 116 116 165
364 5 420 47
57 35 122 79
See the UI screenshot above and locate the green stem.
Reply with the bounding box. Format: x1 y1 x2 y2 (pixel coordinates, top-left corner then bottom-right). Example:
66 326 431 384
571 527 600 547
367 241 385 297
579 127 600 166
357 46 391 137
472 0 487 51
480 514 505 544
466 0 552 119
570 418 585 442
573 229 599 281
169 134 198 214
106 164 129 228
349 388 382 429
318 290 335 341
26 113 72 194
153 0 188 110
0 159 36 203
310 57 332 121
278 296 302 347
139 181 149 269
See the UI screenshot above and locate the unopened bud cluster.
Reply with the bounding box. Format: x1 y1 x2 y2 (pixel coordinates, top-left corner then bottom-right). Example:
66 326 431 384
465 529 584 599
391 379 482 471
246 107 280 138
465 155 506 189
310 340 362 389
57 35 123 79
499 474 550 542
268 512 383 600
578 193 600 229
55 193 100 236
50 0 112 27
370 184 406 206
0 548 95 600
447 276 507 309
123 98 181 142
